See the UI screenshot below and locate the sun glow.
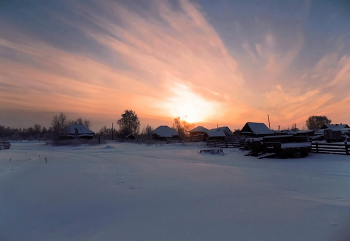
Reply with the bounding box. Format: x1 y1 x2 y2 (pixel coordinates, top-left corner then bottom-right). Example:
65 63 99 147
164 82 218 123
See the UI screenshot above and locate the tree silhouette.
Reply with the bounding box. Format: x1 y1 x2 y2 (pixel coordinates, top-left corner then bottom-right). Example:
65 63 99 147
172 117 194 141
117 110 140 136
51 113 68 140
306 116 331 130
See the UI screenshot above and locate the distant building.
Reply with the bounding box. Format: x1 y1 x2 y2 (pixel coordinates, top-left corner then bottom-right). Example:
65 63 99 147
189 126 209 141
210 126 234 140
60 124 95 140
205 129 226 141
125 134 135 140
152 126 179 141
189 126 232 141
320 124 349 130
240 122 274 137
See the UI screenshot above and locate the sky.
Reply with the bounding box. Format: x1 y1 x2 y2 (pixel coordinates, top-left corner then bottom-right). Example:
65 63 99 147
1 0 350 132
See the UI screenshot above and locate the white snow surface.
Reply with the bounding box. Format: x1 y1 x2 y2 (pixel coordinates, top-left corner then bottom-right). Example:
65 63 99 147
1 141 350 241
281 142 312 148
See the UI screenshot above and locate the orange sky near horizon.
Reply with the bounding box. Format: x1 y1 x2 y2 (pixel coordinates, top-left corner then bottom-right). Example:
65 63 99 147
1 0 350 132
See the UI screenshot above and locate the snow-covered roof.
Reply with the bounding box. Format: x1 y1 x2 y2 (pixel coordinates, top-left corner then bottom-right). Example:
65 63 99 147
152 126 179 138
263 135 293 139
210 126 233 136
296 130 314 134
189 126 209 133
241 122 274 135
62 124 95 135
206 130 226 137
321 124 349 129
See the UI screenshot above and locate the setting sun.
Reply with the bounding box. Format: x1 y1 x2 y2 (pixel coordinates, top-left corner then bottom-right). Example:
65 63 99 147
163 82 218 123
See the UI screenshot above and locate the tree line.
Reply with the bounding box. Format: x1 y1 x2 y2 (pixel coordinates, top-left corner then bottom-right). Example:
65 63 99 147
0 111 335 142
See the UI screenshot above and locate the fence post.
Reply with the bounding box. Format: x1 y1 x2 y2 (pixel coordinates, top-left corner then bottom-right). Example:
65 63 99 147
345 141 349 155
316 142 318 153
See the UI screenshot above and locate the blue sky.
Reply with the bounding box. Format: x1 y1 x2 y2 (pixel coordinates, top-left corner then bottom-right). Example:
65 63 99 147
1 0 350 131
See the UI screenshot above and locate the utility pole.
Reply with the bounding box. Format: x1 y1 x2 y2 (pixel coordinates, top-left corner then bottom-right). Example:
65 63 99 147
112 123 114 140
267 115 271 129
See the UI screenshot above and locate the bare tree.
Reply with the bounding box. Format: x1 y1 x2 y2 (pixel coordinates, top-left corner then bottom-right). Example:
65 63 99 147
83 119 91 129
51 113 68 140
141 125 153 139
68 118 91 129
172 117 194 141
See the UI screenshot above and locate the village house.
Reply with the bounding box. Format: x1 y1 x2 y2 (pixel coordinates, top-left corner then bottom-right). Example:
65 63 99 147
189 126 209 141
152 126 179 141
59 124 95 140
240 122 274 137
320 124 349 130
189 126 231 141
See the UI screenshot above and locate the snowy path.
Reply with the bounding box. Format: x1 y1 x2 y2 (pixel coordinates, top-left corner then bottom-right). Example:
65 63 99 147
1 142 350 241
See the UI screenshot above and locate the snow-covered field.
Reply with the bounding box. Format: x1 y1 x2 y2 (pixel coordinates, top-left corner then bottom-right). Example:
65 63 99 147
1 141 350 241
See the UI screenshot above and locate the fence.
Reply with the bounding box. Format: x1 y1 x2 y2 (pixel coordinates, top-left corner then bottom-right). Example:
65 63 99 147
311 142 350 155
206 140 240 148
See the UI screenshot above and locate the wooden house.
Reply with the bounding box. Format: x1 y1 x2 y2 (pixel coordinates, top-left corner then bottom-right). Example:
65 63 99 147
152 126 179 141
240 122 274 137
206 129 226 141
320 124 349 129
189 126 209 141
60 124 95 140
210 126 234 140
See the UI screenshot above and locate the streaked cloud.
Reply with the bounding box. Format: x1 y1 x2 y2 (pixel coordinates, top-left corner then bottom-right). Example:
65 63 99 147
1 0 350 130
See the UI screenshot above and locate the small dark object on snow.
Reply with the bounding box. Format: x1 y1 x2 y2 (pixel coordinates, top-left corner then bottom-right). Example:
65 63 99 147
200 148 224 155
45 157 47 163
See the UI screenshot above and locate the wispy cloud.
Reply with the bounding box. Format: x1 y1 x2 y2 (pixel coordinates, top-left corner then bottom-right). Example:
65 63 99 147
1 0 350 129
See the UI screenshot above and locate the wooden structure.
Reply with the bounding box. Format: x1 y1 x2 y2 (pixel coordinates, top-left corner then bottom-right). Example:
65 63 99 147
152 126 179 141
207 140 240 148
312 142 350 155
189 126 209 142
242 135 311 158
0 141 11 150
241 122 274 137
125 134 135 140
320 124 349 129
60 124 95 140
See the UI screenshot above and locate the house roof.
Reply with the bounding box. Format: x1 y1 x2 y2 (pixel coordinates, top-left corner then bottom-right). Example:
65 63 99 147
206 129 226 137
152 126 179 138
62 124 95 135
241 122 274 135
189 126 209 133
320 124 349 129
210 126 234 136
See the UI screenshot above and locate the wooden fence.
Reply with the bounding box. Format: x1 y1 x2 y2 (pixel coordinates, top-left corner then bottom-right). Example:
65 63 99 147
311 142 350 155
207 140 240 148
